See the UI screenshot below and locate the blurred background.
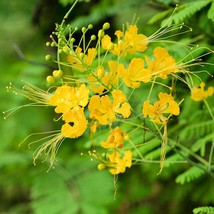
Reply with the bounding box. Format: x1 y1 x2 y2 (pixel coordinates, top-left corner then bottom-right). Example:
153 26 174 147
0 0 213 213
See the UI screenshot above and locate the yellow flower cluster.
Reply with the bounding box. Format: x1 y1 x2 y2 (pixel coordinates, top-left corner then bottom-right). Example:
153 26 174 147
98 127 132 175
143 92 180 125
6 12 213 175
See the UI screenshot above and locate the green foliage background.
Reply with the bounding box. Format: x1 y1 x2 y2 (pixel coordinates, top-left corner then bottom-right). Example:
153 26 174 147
0 0 213 213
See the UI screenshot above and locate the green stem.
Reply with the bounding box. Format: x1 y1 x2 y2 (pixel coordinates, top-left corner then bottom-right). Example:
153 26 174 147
61 0 79 27
208 139 214 171
147 76 156 100
203 99 214 171
203 99 214 120
57 0 79 71
174 141 208 166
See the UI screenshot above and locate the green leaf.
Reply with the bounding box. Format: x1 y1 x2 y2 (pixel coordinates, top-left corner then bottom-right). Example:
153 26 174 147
208 1 214 22
193 206 214 214
161 1 211 26
148 9 172 25
175 166 205 184
191 132 214 156
31 170 79 214
31 156 114 214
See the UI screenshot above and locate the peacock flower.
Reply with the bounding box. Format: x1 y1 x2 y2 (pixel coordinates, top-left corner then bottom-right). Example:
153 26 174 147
67 47 96 72
101 35 114 50
102 61 125 89
191 82 214 101
111 30 127 57
143 92 180 124
49 84 89 114
120 58 151 88
88 66 106 94
101 126 127 149
112 89 131 118
61 106 88 138
88 95 116 125
109 25 148 57
88 90 131 125
147 47 178 79
84 48 97 66
124 25 148 54
107 151 132 175
88 61 125 94
31 107 87 168
67 47 84 72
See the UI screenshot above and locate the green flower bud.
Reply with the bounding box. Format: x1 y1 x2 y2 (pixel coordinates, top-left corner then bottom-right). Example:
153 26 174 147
71 38 75 43
82 27 86 33
90 35 96 41
53 70 63 78
102 22 110 30
46 75 55 83
88 24 93 29
98 29 104 38
46 42 50 46
45 55 51 61
51 42 55 47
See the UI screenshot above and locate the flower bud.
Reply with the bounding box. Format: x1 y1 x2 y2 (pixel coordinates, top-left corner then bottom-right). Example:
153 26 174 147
53 70 63 78
88 24 93 29
82 27 86 33
102 22 110 30
97 66 104 78
45 55 51 61
90 35 96 41
98 163 106 171
46 75 55 83
46 42 50 46
98 30 104 38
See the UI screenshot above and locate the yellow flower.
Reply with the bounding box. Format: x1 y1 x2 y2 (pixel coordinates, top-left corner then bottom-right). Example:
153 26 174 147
67 47 84 72
108 151 132 175
110 25 148 57
147 47 178 79
104 61 124 88
85 48 97 66
88 90 131 125
124 25 148 53
88 61 125 94
88 66 106 94
143 92 180 124
88 95 116 125
191 82 214 101
101 35 114 50
61 106 88 138
49 84 89 114
67 47 96 72
120 58 151 88
112 89 131 118
101 127 126 149
32 107 87 168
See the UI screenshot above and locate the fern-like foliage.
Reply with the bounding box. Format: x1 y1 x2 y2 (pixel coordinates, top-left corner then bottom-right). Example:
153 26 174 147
193 206 214 214
149 0 213 26
69 0 146 27
175 166 205 185
31 156 114 214
179 120 214 141
166 1 211 25
192 132 214 156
